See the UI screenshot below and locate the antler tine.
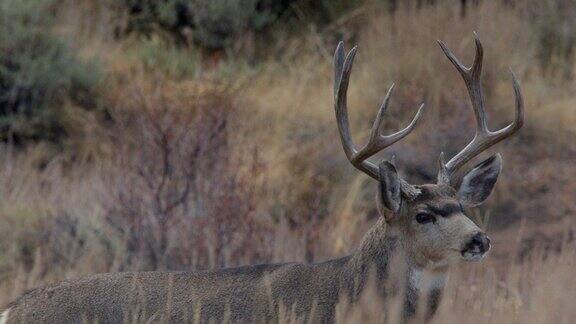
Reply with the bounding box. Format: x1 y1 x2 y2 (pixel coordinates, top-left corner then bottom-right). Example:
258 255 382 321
438 32 488 133
334 42 360 165
437 33 524 184
437 152 450 185
334 42 425 181
334 41 346 98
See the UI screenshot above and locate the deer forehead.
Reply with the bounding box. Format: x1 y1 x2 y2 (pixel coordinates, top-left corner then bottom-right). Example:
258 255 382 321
408 185 461 211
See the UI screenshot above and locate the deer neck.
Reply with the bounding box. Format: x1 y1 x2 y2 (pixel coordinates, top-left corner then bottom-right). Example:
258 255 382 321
342 217 402 298
351 217 400 270
342 217 448 318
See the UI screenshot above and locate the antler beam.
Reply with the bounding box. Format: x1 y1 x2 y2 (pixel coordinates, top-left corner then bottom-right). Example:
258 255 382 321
437 33 524 184
334 41 425 181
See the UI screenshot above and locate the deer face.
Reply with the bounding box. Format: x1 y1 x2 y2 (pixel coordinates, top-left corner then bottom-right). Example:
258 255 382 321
377 155 501 269
394 186 488 268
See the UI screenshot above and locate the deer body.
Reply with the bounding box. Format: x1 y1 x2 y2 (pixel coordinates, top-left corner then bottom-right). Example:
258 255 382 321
1 34 523 323
3 218 439 323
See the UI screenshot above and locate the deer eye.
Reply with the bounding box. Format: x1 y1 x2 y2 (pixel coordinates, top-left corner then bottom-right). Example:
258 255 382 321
416 213 436 224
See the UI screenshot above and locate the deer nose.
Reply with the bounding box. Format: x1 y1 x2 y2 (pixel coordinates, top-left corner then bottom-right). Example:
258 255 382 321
466 232 491 254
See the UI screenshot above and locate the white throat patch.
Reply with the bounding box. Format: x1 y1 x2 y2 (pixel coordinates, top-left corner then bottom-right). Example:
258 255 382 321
409 268 447 291
0 308 10 324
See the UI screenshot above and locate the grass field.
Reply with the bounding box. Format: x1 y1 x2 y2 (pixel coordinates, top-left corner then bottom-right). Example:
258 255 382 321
0 0 575 322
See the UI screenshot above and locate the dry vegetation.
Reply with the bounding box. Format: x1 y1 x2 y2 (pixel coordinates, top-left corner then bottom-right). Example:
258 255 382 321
0 0 575 322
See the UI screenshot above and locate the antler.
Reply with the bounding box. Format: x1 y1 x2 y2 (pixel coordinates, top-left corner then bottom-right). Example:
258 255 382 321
437 33 524 184
334 41 425 181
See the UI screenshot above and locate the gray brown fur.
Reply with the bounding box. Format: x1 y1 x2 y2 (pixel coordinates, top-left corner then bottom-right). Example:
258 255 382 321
2 218 401 323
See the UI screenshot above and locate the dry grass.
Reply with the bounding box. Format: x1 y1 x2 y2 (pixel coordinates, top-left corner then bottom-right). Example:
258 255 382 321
334 237 576 324
0 0 575 322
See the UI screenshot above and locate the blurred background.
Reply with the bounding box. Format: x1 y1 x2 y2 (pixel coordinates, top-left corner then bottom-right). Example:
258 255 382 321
0 0 575 322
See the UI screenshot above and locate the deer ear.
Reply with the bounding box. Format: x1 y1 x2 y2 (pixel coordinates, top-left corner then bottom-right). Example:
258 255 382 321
458 154 502 207
378 161 402 215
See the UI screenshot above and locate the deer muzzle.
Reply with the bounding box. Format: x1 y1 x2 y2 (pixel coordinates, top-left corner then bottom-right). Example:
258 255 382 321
461 232 491 261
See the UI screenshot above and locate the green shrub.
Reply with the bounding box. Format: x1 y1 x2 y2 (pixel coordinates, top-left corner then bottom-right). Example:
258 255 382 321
189 0 258 49
120 0 362 50
129 36 200 79
0 0 100 143
122 0 267 48
122 0 188 37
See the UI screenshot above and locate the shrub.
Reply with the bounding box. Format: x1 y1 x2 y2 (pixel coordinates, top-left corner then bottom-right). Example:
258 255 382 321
130 37 200 79
121 0 191 38
121 0 257 48
0 0 100 143
119 0 362 50
103 83 272 270
189 0 259 49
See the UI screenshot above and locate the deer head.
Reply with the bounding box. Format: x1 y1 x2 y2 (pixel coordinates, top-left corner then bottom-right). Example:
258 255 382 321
334 33 524 270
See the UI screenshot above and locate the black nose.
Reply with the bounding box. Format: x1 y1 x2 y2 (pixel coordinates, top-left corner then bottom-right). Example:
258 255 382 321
466 232 491 253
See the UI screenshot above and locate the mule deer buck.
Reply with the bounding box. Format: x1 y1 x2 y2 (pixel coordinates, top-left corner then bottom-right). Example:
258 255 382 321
0 34 523 323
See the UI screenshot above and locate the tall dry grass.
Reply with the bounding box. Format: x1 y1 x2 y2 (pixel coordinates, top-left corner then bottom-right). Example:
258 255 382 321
332 238 576 324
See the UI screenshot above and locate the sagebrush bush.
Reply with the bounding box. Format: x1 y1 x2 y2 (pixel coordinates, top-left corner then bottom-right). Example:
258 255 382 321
0 0 100 143
129 37 200 79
